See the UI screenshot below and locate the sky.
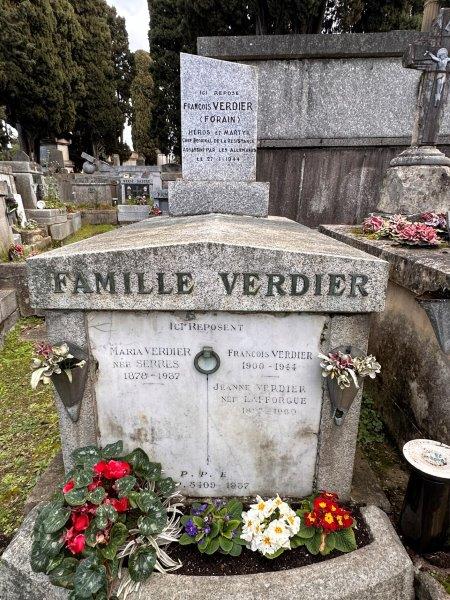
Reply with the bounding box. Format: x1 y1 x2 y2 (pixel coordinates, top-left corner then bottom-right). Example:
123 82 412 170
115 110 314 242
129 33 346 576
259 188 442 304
107 0 150 52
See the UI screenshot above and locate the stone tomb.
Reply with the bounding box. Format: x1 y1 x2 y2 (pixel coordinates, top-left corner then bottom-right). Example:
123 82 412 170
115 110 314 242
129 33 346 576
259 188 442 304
27 215 388 499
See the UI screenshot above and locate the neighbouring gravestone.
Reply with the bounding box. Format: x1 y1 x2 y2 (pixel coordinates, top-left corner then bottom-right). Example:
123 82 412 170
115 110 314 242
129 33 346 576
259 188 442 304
378 8 450 213
26 52 389 501
169 53 269 216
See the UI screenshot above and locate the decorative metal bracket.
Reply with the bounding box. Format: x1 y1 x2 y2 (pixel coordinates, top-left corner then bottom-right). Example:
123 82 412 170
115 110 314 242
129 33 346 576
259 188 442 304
51 342 89 423
326 345 365 426
416 295 450 354
194 346 220 375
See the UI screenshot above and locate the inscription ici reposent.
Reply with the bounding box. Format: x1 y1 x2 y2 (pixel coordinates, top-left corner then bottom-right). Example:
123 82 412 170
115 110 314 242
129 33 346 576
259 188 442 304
52 271 370 298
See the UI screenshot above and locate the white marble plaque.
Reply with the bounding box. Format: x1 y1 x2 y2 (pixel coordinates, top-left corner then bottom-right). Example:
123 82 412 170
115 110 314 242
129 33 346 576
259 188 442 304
180 53 258 181
88 311 326 497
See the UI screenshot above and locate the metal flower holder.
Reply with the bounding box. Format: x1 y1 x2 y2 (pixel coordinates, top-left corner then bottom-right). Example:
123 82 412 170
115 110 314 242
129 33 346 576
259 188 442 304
326 345 365 426
51 343 89 423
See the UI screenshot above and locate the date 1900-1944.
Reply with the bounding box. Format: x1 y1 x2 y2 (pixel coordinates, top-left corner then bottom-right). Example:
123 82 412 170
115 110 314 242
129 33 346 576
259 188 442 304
51 271 371 298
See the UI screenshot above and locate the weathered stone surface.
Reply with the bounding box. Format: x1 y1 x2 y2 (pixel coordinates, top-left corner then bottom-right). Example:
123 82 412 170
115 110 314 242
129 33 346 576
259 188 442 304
0 288 18 321
0 262 35 317
415 571 449 600
67 212 82 234
318 225 449 296
389 146 450 167
0 505 414 600
49 220 72 241
378 163 450 214
318 226 450 446
89 311 326 498
198 30 425 60
25 208 67 226
180 53 258 181
117 204 150 223
27 215 388 313
17 227 46 245
23 452 64 515
0 197 13 255
45 311 97 468
168 180 269 217
0 308 19 349
80 209 117 226
351 447 392 513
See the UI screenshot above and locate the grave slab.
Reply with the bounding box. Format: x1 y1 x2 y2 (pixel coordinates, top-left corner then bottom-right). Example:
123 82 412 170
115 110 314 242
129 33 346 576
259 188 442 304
49 220 72 241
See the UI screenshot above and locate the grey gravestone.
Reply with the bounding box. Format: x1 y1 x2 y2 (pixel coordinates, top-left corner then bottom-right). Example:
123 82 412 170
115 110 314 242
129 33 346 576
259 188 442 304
180 53 257 181
169 53 269 217
378 8 450 213
48 148 65 170
12 149 30 162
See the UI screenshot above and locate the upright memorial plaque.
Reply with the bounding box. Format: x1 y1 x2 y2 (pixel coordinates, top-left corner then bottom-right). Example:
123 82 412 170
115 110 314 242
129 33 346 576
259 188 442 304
169 53 269 217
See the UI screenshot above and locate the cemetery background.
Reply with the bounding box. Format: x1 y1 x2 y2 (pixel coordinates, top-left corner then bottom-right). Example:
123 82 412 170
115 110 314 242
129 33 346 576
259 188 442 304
0 1 448 599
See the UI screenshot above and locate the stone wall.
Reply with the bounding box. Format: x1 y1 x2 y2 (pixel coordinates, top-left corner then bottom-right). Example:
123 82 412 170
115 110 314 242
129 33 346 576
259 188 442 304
198 31 450 226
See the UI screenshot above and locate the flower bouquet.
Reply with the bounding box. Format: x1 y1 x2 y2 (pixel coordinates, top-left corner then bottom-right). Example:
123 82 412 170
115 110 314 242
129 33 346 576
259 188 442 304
297 492 357 556
31 442 182 599
361 212 447 247
319 348 380 424
30 342 86 390
241 495 301 558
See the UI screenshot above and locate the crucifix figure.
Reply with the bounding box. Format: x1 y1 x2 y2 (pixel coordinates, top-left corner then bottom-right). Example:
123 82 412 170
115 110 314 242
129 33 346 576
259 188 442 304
403 8 450 146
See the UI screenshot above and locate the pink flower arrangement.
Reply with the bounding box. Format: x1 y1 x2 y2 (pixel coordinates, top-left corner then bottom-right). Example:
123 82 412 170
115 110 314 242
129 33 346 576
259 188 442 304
362 215 385 234
394 222 440 247
419 212 447 230
361 212 445 247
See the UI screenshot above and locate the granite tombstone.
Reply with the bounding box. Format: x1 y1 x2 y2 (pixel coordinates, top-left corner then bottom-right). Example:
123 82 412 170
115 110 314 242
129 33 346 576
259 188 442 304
169 53 269 217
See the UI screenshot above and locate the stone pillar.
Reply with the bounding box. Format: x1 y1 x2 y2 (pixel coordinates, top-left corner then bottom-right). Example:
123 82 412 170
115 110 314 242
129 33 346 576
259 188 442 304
422 0 440 31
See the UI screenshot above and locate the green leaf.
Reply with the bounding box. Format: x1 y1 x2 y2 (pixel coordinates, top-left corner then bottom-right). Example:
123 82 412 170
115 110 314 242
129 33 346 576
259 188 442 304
229 542 242 557
305 531 322 555
219 536 233 553
204 537 220 555
64 488 88 507
297 519 316 539
48 557 78 589
192 516 204 528
178 533 196 545
45 554 64 575
95 504 117 528
291 535 306 548
141 461 162 481
158 477 176 496
265 548 285 560
73 469 94 489
74 556 106 598
100 523 128 561
136 491 159 514
42 504 71 534
180 515 192 525
225 500 243 520
138 505 167 537
210 522 220 538
320 532 336 556
128 547 156 582
101 440 123 459
334 527 357 553
115 476 137 497
72 446 101 467
85 521 98 547
222 520 240 538
30 540 54 573
125 448 159 480
87 487 106 505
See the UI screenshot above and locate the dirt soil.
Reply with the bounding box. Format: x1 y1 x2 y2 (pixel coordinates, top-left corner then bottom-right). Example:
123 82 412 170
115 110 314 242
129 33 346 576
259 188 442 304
171 507 371 576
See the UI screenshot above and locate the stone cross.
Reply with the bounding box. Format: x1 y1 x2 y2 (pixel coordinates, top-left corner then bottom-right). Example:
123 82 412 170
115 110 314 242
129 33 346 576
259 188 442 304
403 8 450 145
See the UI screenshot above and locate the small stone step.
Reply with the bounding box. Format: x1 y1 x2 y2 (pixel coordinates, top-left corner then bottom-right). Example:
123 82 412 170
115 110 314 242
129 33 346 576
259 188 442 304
0 288 18 322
